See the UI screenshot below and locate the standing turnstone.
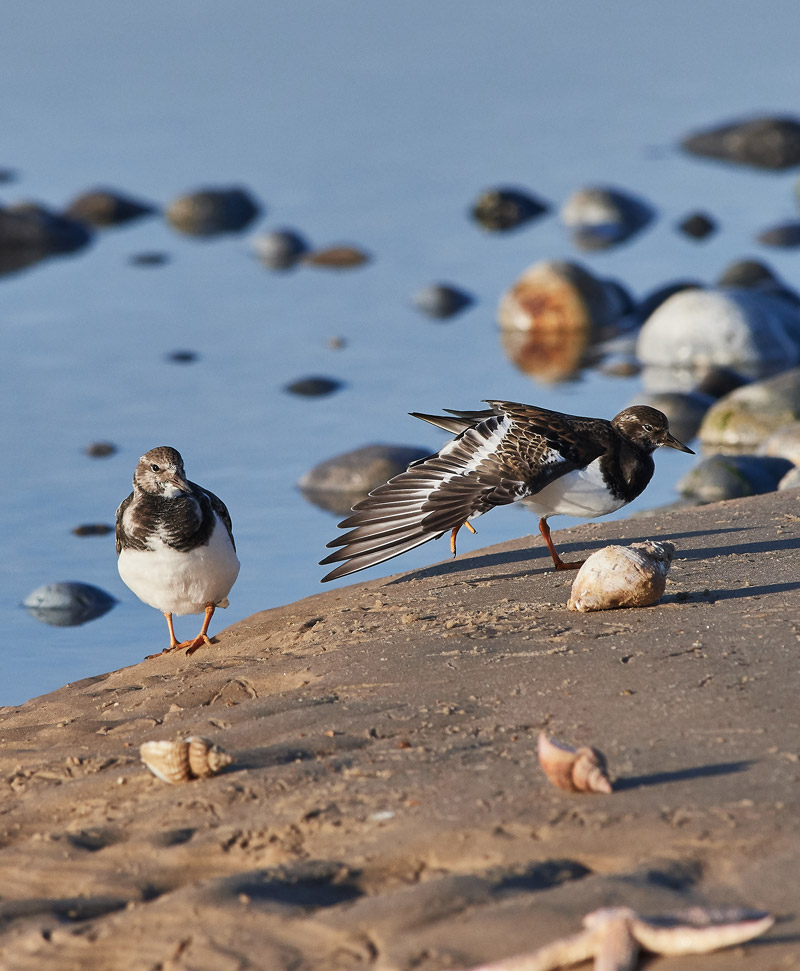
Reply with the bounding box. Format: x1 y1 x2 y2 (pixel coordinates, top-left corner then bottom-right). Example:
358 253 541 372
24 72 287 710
320 400 693 581
116 446 240 656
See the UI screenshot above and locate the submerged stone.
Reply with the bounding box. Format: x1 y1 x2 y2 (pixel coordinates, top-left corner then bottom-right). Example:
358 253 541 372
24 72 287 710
23 582 116 627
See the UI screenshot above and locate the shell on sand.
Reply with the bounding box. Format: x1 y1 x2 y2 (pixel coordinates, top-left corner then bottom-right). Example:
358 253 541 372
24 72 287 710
140 737 234 784
537 733 613 794
187 735 235 778
567 540 675 613
139 740 192 784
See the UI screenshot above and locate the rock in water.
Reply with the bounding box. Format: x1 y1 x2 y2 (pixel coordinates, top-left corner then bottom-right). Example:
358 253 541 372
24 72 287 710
676 212 717 240
23 582 116 627
699 368 800 450
413 283 473 319
299 444 430 514
560 186 653 250
64 188 157 226
470 187 550 231
252 229 309 269
637 288 800 384
498 260 631 382
677 455 792 502
167 187 260 236
681 115 800 170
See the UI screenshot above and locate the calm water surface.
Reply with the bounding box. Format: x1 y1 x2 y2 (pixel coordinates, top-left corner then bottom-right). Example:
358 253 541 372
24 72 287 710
4 1 800 704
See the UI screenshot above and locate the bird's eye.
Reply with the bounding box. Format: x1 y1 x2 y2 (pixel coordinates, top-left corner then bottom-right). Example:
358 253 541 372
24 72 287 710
643 424 653 432
150 463 160 472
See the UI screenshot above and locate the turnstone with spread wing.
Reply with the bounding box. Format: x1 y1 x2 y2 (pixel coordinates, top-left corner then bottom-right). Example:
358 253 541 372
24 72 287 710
320 401 693 582
116 446 240 657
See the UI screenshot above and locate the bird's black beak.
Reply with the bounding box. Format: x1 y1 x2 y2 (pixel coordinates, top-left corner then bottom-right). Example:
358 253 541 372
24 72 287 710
663 432 694 454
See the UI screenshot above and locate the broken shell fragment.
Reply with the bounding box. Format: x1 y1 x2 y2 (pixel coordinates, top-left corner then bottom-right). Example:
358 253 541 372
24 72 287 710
537 733 612 794
567 540 675 613
140 737 233 784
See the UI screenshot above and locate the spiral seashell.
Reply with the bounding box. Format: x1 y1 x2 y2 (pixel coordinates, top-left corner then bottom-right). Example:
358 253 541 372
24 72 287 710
140 737 234 783
140 740 192 784
567 540 675 613
537 733 612 794
186 736 234 778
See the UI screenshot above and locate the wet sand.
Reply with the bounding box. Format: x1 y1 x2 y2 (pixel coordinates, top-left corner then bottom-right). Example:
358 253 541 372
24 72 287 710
1 490 799 969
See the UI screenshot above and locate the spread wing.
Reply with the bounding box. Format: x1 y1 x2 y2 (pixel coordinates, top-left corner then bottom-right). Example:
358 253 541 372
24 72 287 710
320 402 610 582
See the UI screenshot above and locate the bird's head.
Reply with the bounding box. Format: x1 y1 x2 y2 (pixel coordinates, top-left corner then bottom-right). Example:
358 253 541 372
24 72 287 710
133 446 190 497
612 406 695 455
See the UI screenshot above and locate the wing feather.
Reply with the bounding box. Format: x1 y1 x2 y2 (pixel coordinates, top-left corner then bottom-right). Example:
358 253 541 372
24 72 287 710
320 409 586 581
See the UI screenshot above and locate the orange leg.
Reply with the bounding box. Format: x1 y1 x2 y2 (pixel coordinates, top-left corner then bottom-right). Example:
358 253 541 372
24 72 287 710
539 518 583 571
145 612 183 659
145 606 216 660
449 520 477 556
184 603 216 656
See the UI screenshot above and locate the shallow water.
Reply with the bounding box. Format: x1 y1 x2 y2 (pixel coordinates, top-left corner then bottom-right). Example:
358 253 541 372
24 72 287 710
3 1 800 705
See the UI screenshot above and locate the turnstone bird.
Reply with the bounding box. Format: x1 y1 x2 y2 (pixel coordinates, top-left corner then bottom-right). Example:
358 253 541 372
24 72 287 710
320 401 693 582
116 446 240 657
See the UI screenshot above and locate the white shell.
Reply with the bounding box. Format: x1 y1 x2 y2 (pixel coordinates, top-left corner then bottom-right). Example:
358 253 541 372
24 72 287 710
567 540 674 613
140 740 192 784
140 737 233 784
537 733 612 794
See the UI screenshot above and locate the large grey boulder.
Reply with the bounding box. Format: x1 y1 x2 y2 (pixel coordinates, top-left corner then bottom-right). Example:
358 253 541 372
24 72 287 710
699 368 800 450
636 288 800 384
677 455 792 503
299 444 430 515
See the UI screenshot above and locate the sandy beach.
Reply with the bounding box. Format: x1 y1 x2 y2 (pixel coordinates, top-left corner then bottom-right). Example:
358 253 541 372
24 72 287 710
1 490 799 969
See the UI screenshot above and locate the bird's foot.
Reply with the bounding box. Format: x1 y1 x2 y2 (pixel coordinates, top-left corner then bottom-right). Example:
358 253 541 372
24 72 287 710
145 641 184 660
553 558 584 571
450 521 477 557
184 633 213 656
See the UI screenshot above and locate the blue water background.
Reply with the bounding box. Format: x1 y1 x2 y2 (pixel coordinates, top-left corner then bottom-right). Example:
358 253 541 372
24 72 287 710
3 1 800 704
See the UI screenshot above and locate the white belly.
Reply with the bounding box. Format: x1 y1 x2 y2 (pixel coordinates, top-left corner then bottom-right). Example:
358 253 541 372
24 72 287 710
118 514 240 615
523 458 626 520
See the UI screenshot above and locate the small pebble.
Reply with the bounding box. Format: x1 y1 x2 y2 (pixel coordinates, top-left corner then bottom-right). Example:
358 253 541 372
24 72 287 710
129 252 170 267
252 229 309 270
72 524 114 537
285 376 343 397
85 442 117 458
561 185 653 250
166 350 199 364
303 245 370 268
166 186 261 236
757 221 800 248
676 211 717 240
470 187 549 231
413 283 473 319
64 188 157 227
